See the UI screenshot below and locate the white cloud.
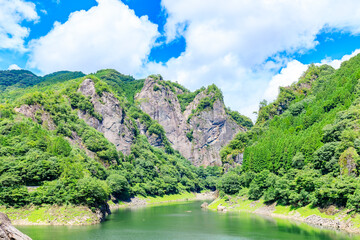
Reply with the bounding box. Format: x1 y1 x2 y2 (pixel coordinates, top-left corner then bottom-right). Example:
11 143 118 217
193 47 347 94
318 49 360 69
23 0 360 120
262 48 360 114
263 60 308 102
143 0 360 119
0 0 39 51
8 64 22 70
27 0 159 75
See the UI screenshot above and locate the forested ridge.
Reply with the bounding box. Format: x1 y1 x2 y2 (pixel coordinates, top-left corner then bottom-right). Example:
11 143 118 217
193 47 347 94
218 54 360 211
0 70 224 210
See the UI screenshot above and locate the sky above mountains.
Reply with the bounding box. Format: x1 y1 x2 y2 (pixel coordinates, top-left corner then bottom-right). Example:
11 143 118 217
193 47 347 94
2 0 360 119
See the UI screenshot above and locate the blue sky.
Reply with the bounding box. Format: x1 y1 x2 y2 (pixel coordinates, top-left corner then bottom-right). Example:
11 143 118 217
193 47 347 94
2 0 360 119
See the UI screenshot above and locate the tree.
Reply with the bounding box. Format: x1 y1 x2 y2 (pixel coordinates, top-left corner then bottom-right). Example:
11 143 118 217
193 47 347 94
292 152 305 169
217 172 241 194
107 174 130 199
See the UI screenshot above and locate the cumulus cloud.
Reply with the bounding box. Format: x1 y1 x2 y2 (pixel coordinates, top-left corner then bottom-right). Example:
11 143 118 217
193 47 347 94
263 60 308 102
318 49 360 69
27 0 159 74
144 0 360 119
23 0 360 119
8 64 22 70
0 0 39 51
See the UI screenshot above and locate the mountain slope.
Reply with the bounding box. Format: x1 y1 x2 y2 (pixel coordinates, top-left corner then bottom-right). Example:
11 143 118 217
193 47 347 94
135 76 251 166
218 53 360 212
0 74 222 210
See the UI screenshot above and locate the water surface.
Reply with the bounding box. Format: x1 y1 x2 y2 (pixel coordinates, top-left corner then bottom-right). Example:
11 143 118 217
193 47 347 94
18 201 359 240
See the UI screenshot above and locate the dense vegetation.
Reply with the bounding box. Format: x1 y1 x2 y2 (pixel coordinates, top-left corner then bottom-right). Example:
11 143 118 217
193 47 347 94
0 70 41 91
94 69 144 103
177 88 205 112
193 84 224 113
219 54 360 211
226 108 253 129
0 71 221 209
41 71 85 85
0 70 85 92
0 71 85 103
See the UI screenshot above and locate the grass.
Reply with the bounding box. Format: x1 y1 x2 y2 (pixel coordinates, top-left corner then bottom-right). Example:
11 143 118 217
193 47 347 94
208 197 265 212
0 205 99 225
0 192 201 225
210 195 360 230
138 192 196 204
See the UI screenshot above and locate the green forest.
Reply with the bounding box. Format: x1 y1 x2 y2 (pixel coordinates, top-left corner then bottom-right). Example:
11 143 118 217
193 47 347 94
219 54 360 211
0 69 222 210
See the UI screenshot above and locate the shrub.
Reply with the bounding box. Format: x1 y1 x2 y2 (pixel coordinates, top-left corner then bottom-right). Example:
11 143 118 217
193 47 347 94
217 172 241 194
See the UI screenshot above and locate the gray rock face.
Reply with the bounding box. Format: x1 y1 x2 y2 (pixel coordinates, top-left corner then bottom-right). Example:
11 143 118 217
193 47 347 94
234 153 244 165
188 99 243 166
135 77 193 158
14 78 244 167
78 79 135 155
0 213 31 240
14 104 56 130
136 77 244 166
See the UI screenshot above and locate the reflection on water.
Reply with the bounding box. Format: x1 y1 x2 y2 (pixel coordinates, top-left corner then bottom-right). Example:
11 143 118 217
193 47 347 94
18 201 359 240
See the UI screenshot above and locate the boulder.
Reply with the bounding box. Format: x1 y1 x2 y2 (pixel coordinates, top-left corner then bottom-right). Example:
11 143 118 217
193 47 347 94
217 204 227 212
0 213 31 240
201 202 209 208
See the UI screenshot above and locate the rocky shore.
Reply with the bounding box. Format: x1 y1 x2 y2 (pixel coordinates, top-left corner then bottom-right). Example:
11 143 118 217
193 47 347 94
255 204 355 233
207 197 360 234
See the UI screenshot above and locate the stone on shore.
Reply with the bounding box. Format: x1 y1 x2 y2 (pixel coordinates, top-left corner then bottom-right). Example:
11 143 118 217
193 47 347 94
217 204 227 212
0 213 32 240
201 202 209 208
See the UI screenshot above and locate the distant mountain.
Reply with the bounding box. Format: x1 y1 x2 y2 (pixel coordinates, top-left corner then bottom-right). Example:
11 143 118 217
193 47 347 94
0 70 41 90
0 70 85 92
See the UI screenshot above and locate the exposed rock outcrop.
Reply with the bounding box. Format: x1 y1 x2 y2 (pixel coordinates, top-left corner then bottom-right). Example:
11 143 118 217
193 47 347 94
188 98 243 166
135 77 192 158
0 213 31 240
217 204 227 212
201 202 209 208
78 79 136 155
14 104 56 130
135 77 245 166
14 78 245 167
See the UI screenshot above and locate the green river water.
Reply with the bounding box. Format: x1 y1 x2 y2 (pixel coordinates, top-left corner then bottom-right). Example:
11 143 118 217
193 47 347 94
18 201 360 240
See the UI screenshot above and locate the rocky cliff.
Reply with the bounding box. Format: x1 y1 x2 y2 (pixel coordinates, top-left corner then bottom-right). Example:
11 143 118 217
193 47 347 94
135 77 246 166
14 76 248 167
77 78 169 155
77 79 136 155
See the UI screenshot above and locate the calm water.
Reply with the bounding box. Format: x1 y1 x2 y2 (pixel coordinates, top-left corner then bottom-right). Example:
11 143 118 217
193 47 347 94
18 201 359 240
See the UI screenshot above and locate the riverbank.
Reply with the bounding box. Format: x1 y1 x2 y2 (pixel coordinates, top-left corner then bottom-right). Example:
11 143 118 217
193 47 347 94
108 191 216 211
1 191 216 226
0 205 104 226
207 196 360 234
